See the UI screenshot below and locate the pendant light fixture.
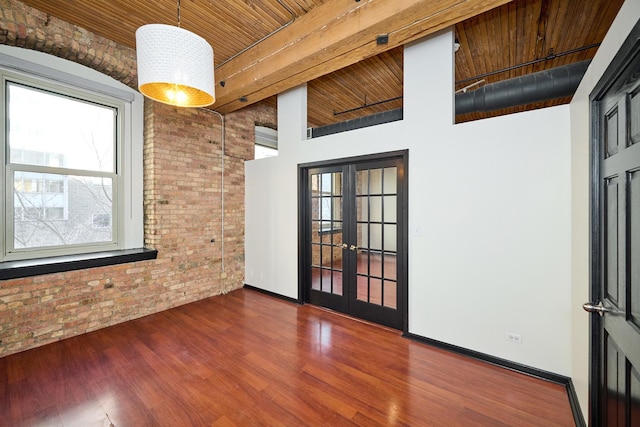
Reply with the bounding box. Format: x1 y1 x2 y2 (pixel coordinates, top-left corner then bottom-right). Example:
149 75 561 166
135 0 215 107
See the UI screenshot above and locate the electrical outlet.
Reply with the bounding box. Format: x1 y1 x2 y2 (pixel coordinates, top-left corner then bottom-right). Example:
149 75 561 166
506 332 523 344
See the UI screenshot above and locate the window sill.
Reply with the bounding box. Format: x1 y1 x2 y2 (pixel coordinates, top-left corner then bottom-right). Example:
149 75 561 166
0 248 158 281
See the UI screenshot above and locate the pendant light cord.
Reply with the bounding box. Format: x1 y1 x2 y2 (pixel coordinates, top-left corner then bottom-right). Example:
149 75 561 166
177 0 181 28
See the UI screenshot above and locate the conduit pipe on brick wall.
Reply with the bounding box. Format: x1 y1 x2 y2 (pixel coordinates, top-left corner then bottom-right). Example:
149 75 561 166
207 109 226 279
205 0 294 288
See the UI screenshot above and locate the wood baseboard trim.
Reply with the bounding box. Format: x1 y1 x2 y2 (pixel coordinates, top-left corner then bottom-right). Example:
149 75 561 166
403 332 586 426
565 378 587 427
243 284 301 305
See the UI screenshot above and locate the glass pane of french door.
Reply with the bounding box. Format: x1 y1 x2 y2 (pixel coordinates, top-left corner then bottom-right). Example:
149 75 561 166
310 171 344 296
355 166 398 309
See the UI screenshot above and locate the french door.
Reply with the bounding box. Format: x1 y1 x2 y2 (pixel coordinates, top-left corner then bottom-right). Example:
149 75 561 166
300 152 407 330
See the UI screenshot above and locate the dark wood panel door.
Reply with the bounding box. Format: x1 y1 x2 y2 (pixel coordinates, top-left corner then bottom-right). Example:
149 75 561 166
302 153 407 330
589 34 640 426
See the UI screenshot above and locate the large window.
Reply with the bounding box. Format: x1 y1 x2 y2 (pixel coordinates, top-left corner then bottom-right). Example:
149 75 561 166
0 46 144 263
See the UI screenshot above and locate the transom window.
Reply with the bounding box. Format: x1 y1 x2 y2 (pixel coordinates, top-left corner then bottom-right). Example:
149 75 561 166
254 125 278 159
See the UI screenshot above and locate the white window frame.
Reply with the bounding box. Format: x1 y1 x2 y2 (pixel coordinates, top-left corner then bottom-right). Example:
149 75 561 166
0 46 144 263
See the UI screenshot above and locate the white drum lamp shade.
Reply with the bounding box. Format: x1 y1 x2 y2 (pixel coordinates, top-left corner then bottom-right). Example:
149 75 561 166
136 24 215 108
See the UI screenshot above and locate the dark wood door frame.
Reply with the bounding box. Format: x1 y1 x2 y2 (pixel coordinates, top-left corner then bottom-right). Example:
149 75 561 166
298 150 409 333
589 18 640 426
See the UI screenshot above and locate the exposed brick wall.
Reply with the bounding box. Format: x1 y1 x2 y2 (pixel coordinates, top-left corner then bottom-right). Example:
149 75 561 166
0 0 276 357
0 0 138 87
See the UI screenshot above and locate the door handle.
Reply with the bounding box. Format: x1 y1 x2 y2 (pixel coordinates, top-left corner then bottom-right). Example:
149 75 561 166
336 243 348 249
582 301 611 317
349 245 361 252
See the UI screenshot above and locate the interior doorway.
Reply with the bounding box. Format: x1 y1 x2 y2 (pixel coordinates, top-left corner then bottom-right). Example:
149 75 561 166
299 151 408 330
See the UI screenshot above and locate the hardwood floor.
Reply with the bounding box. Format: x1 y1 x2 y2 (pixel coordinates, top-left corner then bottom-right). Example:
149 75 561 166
0 288 575 426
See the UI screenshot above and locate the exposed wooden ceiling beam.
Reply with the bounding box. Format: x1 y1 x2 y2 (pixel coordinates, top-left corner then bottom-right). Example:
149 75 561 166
213 0 512 114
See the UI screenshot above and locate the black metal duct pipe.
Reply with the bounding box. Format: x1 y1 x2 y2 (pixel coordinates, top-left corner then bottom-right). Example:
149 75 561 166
455 59 591 115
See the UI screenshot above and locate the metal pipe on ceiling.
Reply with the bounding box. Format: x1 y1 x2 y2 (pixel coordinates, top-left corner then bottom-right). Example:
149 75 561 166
455 59 591 115
313 59 592 136
455 43 600 86
325 60 591 121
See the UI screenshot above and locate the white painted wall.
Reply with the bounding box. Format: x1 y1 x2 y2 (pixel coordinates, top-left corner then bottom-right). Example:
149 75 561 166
246 29 572 375
570 1 640 421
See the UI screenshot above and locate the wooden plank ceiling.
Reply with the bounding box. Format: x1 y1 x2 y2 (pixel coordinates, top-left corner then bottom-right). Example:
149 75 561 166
19 0 625 127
